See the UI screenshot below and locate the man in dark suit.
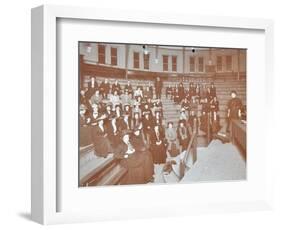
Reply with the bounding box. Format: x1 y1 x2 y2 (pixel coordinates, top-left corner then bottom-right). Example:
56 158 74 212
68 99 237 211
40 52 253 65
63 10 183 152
99 78 110 99
226 90 243 132
155 76 163 99
209 82 217 99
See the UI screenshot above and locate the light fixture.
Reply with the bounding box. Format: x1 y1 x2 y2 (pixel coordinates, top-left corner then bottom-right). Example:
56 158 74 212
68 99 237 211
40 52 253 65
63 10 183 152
85 43 92 53
143 45 149 55
154 45 159 64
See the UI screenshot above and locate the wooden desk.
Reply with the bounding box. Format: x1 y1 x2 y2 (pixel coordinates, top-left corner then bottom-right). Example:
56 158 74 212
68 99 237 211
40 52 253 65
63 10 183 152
231 119 247 160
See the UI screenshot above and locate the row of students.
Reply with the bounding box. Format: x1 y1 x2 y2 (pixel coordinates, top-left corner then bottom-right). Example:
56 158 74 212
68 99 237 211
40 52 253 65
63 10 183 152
166 82 217 103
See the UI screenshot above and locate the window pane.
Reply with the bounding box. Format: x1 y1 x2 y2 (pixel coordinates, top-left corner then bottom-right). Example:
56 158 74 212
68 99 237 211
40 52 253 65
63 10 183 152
134 52 140 69
172 56 177 72
144 54 150 70
190 57 195 72
163 55 168 71
226 55 232 71
217 56 222 71
98 44 105 64
111 47 117 66
198 57 204 72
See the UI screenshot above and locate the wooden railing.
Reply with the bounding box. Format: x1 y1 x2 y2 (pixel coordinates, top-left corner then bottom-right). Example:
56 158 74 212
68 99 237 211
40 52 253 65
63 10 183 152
206 112 211 145
179 126 198 179
79 144 128 187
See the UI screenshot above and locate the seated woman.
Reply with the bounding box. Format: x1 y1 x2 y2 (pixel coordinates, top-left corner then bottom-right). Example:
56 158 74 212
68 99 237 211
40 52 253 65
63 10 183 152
177 120 190 152
131 125 154 182
181 97 190 113
179 109 188 122
150 125 167 164
121 90 132 106
90 89 102 105
142 113 153 145
114 130 151 184
110 90 121 109
91 114 113 157
124 80 133 96
132 112 142 130
111 80 121 95
166 84 173 99
107 114 121 148
153 110 162 127
210 111 221 135
173 85 180 104
188 110 199 133
134 86 143 99
200 111 209 133
165 122 180 157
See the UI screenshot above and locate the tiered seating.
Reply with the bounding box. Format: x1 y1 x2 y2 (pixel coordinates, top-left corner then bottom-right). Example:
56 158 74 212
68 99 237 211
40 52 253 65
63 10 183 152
92 76 246 128
79 127 128 186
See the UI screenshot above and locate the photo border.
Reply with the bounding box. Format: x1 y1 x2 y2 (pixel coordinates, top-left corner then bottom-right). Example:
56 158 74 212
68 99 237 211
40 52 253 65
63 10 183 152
31 5 274 224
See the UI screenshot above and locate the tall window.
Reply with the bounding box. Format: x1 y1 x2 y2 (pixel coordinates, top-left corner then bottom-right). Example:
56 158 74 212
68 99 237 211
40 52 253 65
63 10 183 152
189 57 195 72
198 57 204 72
226 55 232 71
216 56 222 72
133 52 140 69
98 44 105 64
111 47 117 66
163 55 169 71
172 56 177 72
143 54 150 70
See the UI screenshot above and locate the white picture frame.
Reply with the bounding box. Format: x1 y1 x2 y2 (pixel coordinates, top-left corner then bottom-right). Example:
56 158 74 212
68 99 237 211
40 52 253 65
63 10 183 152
31 5 274 225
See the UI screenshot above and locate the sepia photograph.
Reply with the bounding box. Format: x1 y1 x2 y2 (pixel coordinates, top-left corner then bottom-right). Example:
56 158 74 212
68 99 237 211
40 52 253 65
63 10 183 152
79 42 247 187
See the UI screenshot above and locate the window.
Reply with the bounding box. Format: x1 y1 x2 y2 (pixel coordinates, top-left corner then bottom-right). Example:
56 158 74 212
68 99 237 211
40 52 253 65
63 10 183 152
226 55 232 71
98 44 105 64
163 55 169 71
190 57 195 72
143 54 150 70
172 56 177 72
133 52 140 69
216 56 222 72
111 47 117 66
198 57 204 72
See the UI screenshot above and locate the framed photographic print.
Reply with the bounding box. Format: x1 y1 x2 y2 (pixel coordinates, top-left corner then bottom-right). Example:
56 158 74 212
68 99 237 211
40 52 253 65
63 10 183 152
31 5 274 224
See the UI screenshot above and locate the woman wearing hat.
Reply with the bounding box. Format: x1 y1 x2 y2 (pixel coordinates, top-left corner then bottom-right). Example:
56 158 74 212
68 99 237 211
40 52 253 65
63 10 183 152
165 122 180 157
86 76 99 98
115 130 149 184
91 114 113 157
110 90 121 109
107 114 121 148
150 125 167 164
111 79 121 95
177 120 191 152
131 125 154 182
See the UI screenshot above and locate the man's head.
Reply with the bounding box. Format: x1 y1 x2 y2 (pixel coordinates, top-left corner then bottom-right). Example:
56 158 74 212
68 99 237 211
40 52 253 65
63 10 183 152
231 90 237 98
122 134 129 143
80 105 86 115
179 121 185 127
168 122 173 128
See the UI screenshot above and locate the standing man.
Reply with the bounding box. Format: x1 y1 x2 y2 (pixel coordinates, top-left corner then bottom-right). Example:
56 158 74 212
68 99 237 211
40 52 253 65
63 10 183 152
226 90 243 132
155 76 163 99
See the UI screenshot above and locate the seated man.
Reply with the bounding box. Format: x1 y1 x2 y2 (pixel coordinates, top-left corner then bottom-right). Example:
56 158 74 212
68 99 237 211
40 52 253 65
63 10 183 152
226 90 243 132
166 84 173 99
124 80 133 96
111 79 121 95
99 78 110 99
